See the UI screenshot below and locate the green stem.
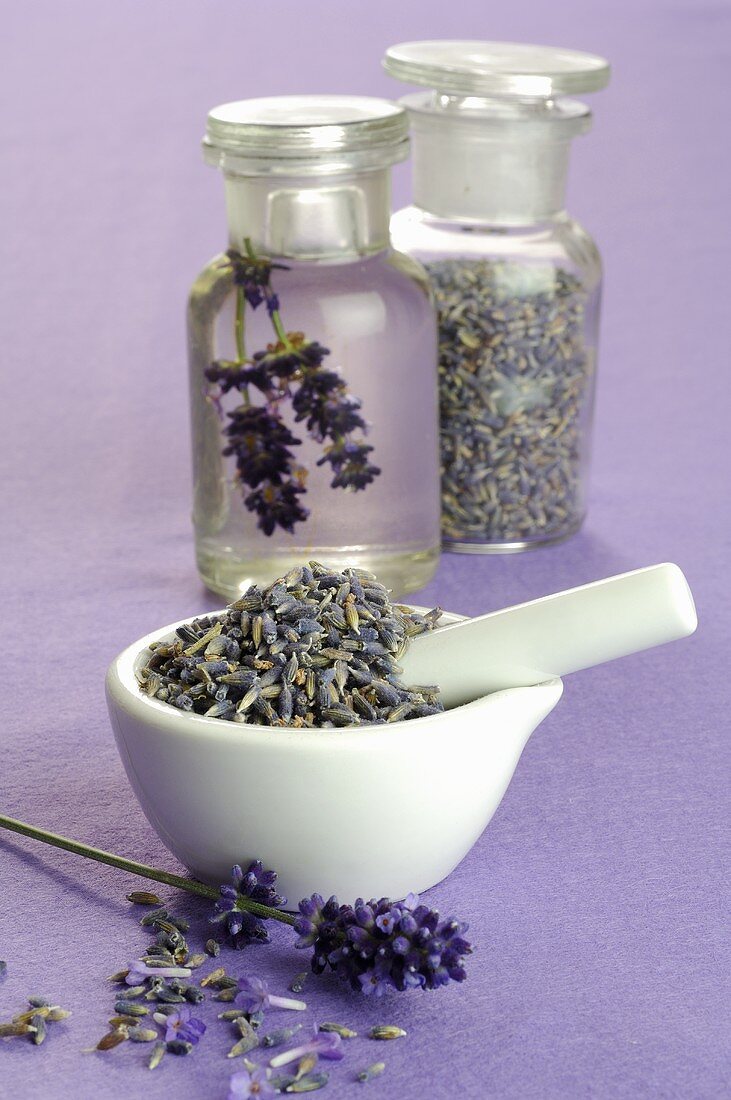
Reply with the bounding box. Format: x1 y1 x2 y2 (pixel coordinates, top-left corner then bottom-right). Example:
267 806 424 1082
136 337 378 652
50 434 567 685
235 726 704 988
0 813 296 927
270 308 290 346
235 286 247 363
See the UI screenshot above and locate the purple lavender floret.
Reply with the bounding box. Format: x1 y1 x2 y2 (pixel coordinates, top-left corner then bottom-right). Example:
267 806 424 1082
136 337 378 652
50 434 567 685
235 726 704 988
223 406 301 488
164 1005 206 1045
245 482 308 537
226 248 287 314
212 861 287 949
205 361 274 396
229 1065 276 1100
294 891 472 994
221 405 309 535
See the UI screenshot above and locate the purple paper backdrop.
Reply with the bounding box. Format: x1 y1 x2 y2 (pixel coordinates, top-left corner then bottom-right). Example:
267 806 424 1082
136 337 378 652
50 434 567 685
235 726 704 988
1 1 728 1097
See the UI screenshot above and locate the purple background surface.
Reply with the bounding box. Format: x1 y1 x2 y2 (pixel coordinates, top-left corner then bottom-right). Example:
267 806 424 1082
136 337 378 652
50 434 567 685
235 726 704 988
1 1 728 1097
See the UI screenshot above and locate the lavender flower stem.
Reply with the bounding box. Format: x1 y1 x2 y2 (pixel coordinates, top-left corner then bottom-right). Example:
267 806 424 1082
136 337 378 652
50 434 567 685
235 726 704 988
0 813 296 926
235 286 247 363
269 308 289 346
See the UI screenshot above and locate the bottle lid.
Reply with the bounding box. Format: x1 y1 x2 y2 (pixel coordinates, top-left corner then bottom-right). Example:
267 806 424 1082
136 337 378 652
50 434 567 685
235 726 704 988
383 41 610 98
204 95 409 175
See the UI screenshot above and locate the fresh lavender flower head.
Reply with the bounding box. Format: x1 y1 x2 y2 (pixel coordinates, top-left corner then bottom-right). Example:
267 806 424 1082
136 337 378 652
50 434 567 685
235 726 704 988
212 861 286 949
294 892 472 994
205 238 381 536
164 1005 206 1045
228 1065 276 1100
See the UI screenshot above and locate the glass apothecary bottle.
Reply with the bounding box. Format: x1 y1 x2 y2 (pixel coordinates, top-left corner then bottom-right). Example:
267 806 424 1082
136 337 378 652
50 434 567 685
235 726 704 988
384 42 610 551
189 96 440 598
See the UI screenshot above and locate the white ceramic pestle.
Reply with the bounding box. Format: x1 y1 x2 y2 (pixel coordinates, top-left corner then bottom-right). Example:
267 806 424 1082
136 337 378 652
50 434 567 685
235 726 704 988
402 563 697 709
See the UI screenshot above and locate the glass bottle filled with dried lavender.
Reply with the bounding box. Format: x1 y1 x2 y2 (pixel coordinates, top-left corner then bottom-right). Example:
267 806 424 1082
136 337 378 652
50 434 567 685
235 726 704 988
385 42 610 551
189 97 440 597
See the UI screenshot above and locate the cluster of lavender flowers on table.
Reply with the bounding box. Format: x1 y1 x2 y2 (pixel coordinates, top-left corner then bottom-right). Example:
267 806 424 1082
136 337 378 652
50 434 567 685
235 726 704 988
137 562 443 727
204 240 380 536
96 870 470 1092
0 821 472 1093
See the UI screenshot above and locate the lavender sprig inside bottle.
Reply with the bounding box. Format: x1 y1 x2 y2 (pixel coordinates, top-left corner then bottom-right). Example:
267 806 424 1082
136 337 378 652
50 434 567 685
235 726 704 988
205 240 380 536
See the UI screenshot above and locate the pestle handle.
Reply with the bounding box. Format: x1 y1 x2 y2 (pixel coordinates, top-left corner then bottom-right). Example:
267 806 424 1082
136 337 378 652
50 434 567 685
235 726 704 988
402 563 698 709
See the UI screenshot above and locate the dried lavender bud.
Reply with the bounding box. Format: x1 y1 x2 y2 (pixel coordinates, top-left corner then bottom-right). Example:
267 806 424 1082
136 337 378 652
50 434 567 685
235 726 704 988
0 961 7 982
427 258 594 546
139 907 168 926
356 1062 386 1083
289 972 308 995
127 891 164 906
261 1024 303 1049
205 938 221 957
319 1023 357 1039
96 1027 128 1051
30 1018 47 1046
113 1000 149 1017
0 1022 34 1038
285 1072 330 1092
127 1027 158 1043
368 1026 406 1041
140 564 443 729
166 1038 194 1056
148 1040 166 1069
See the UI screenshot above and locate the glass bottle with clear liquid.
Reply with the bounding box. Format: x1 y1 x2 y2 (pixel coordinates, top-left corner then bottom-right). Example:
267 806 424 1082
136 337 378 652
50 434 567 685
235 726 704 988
189 96 440 598
384 42 610 551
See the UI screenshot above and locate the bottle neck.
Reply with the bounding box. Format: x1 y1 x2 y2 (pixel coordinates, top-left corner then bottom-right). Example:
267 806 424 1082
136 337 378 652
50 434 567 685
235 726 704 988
405 94 590 227
223 169 392 261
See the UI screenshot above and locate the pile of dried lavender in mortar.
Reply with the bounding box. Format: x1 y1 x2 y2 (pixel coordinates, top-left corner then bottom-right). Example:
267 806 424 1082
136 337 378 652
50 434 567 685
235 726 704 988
137 563 443 727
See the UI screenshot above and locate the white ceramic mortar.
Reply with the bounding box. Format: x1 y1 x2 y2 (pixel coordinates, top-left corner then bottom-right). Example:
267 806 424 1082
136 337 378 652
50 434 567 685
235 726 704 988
106 610 562 905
